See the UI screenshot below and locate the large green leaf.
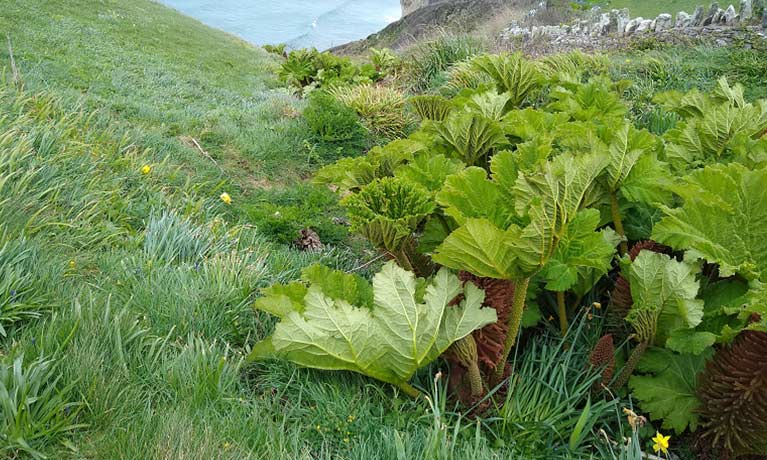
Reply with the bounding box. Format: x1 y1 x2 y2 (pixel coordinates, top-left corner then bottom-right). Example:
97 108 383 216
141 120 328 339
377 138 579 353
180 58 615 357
546 77 627 124
435 112 507 166
342 177 435 253
602 123 656 192
652 164 767 331
409 95 453 122
540 209 618 292
653 164 767 280
313 139 426 192
502 108 569 142
250 262 497 387
472 53 542 108
629 347 712 434
436 167 513 228
254 264 373 318
625 251 704 344
659 79 767 170
465 90 511 121
432 218 521 279
434 153 608 280
394 153 464 193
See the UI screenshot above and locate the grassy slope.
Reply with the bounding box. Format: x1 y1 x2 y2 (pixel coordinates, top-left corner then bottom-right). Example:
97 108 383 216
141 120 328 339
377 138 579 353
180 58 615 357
0 1 417 459
1 0 311 184
3 1 766 459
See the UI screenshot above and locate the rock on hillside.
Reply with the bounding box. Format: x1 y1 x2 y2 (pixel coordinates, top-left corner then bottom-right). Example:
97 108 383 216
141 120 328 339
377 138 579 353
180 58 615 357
333 0 512 54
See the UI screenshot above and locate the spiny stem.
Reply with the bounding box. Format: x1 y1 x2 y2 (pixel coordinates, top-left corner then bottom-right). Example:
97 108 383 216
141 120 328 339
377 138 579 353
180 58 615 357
613 340 648 390
466 361 484 398
557 290 568 336
493 276 531 383
611 191 628 255
397 381 421 398
390 248 414 272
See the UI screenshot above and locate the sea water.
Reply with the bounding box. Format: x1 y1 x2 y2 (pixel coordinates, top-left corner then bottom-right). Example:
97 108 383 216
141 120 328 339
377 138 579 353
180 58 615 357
159 0 402 50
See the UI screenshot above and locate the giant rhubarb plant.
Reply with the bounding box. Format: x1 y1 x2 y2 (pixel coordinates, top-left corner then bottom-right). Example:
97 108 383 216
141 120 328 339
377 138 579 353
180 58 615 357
652 163 767 332
249 262 497 396
613 250 705 389
655 78 767 170
432 152 609 382
342 177 435 276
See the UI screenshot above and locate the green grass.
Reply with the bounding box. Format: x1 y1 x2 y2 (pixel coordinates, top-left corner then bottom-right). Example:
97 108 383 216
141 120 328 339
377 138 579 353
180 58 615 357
595 0 702 18
3 0 766 458
0 1 622 458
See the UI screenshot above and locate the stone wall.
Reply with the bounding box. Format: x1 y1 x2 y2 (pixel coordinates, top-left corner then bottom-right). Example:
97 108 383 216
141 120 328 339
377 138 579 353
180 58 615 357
501 1 767 45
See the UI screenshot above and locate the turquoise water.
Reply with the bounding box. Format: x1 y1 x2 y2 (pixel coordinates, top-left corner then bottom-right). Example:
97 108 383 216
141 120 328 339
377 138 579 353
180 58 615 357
160 0 402 50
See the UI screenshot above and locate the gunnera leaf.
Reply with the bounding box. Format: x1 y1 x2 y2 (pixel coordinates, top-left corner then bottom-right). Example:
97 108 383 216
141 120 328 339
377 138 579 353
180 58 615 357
434 153 609 280
313 139 426 192
656 77 767 170
342 177 435 253
471 52 543 108
652 163 767 330
629 347 712 434
608 241 670 326
249 262 497 390
624 251 704 346
394 153 464 194
409 95 453 122
435 112 507 167
546 76 627 124
697 329 767 458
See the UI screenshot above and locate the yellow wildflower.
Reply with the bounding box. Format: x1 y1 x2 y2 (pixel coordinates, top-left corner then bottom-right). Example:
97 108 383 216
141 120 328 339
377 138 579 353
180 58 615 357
68 259 76 269
652 432 670 455
141 164 151 175
220 192 232 205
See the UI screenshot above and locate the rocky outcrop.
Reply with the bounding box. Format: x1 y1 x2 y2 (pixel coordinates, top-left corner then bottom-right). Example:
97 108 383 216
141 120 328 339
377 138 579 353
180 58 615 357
401 0 431 16
333 0 509 53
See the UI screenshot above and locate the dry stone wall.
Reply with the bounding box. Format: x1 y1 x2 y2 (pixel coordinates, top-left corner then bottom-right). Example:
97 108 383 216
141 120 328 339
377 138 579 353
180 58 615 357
501 0 767 48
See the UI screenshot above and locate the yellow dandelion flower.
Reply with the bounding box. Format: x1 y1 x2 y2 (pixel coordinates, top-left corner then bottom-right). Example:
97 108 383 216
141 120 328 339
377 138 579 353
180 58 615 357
220 192 232 205
652 432 670 455
141 164 151 175
68 259 76 269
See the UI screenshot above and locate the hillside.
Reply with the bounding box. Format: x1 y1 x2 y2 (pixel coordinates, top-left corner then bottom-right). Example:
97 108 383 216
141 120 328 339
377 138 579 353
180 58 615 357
2 0 767 459
0 1 373 458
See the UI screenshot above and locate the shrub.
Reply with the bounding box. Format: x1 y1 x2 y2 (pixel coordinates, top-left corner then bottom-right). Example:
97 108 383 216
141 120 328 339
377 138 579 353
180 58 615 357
277 48 378 92
244 183 349 246
328 84 411 139
370 47 400 75
404 34 487 92
303 91 367 143
262 43 286 56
